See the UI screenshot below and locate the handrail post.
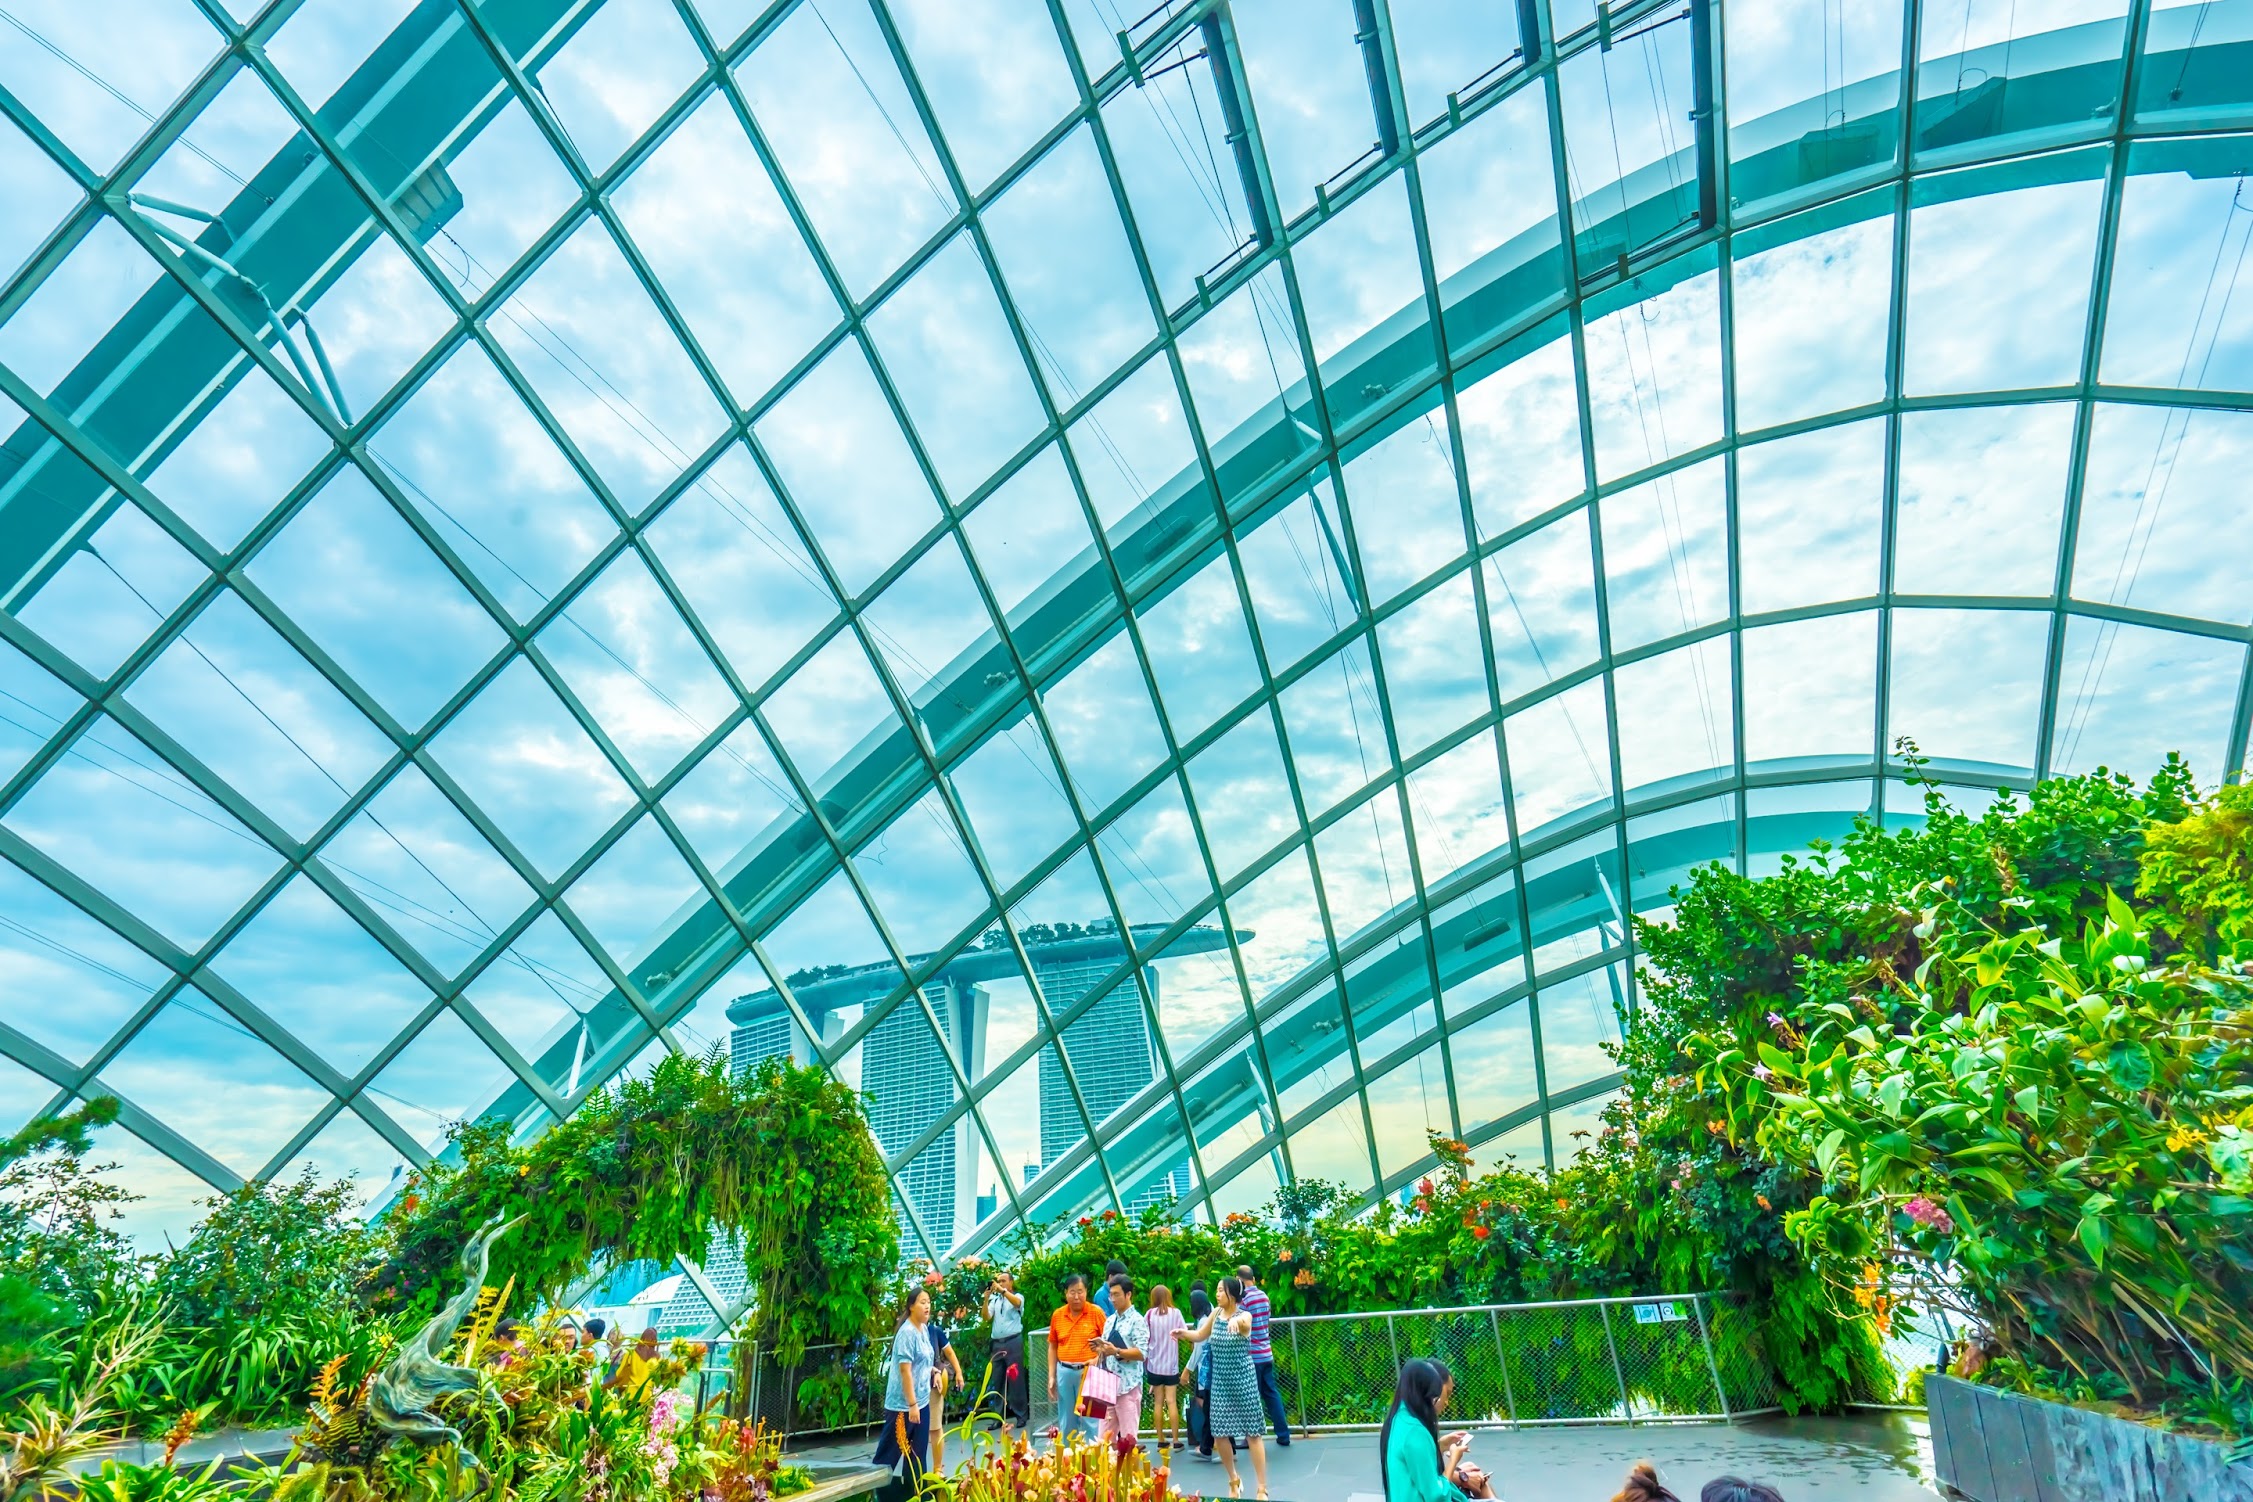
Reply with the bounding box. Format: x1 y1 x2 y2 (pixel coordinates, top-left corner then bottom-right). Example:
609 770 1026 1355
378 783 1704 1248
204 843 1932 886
1599 1301 1631 1420
1288 1319 1303 1427
1692 1295 1731 1421
1385 1311 1401 1373
1490 1308 1516 1427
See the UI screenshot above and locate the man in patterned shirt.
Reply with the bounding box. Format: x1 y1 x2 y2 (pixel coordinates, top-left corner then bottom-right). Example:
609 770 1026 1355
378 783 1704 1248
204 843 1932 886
1233 1265 1292 1446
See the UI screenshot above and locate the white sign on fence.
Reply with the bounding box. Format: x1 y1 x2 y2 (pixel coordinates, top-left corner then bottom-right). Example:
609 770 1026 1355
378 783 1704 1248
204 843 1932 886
1632 1301 1690 1324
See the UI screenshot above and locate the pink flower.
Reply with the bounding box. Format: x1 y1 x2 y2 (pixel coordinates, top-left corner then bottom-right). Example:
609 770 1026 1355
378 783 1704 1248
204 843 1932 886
1903 1196 1955 1234
1752 1063 1773 1081
1766 1011 1786 1028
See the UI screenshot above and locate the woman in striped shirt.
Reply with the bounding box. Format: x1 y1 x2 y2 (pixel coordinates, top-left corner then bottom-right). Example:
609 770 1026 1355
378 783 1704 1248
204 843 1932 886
1141 1285 1188 1453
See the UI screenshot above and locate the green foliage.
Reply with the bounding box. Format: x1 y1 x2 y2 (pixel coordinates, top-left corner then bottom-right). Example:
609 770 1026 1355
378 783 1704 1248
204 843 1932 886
372 1053 897 1362
1666 757 2253 1432
0 1098 139 1400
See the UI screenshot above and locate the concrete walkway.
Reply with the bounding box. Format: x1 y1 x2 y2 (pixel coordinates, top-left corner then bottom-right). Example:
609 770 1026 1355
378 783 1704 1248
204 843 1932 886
69 1425 299 1474
798 1411 1941 1500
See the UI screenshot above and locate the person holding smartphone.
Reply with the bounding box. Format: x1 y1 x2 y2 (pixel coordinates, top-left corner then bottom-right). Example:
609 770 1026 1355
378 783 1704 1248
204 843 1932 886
1379 1358 1495 1500
985 1270 1027 1442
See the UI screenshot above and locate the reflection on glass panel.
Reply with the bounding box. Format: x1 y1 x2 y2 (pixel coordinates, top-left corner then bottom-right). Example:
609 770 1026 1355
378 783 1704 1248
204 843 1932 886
1914 0 2129 160
759 631 904 796
565 814 704 970
648 444 839 694
1280 637 1389 816
531 0 703 175
1556 12 1701 265
1904 160 2104 395
854 790 989 956
733 0 954 299
1186 711 1298 883
984 127 1156 405
1318 786 1416 941
1418 82 1565 354
427 657 634 878
2136 1 2253 127
1534 963 1626 1094
1041 627 1168 813
1294 176 1436 426
1286 1089 1374 1197
0 858 164 1067
1730 202 1894 431
1888 607 2048 771
1523 831 1622 978
1404 731 1511 887
1137 553 1262 741
2101 137 2253 394
1726 0 1905 214
1894 403 2073 597
1740 610 1878 766
2073 405 2253 626
2049 616 2244 777
1391 0 1528 129
756 339 943 598
1342 407 1464 606
1232 0 1378 223
213 874 429 1076
1236 484 1357 669
248 467 506 730
1367 1044 1452 1182
610 95 841 409
1377 574 1486 758
1501 678 1612 831
1582 261 1723 481
1456 321 1588 537
1483 509 1600 702
869 233 1046 501
1614 638 1734 795
1736 418 1884 613
124 592 391 840
1599 454 1727 653
1447 997 1538 1140
543 552 736 786
4 714 280 950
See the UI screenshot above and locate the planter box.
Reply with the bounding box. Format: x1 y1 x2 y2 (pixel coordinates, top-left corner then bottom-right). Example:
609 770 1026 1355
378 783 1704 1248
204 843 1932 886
1926 1372 2253 1502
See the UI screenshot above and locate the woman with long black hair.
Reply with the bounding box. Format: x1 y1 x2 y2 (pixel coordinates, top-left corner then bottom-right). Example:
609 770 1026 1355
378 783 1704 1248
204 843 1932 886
1379 1359 1495 1500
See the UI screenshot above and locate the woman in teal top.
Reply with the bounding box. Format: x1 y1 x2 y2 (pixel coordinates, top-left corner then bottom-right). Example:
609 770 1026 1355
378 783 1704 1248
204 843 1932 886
1380 1359 1496 1500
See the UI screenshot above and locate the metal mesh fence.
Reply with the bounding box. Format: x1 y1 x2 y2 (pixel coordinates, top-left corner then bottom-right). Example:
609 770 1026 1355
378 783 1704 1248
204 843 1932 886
725 1295 1787 1441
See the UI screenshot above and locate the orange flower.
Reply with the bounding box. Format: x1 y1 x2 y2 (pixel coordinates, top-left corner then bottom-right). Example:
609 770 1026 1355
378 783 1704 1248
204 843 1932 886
1756 1194 1772 1211
1471 1225 1491 1240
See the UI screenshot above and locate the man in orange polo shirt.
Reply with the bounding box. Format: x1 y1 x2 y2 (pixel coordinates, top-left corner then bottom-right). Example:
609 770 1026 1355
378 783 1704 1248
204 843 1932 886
1047 1273 1105 1444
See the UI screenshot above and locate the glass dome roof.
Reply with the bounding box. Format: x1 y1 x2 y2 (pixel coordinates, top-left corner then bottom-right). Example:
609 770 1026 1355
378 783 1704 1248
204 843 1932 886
2 0 2250 1310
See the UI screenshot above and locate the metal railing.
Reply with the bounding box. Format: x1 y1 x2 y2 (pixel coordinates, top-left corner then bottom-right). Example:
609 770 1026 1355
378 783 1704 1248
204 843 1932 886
697 1294 1783 1441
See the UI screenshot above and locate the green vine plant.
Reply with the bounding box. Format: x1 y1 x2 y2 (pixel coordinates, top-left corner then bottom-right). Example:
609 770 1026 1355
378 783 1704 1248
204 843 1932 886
370 1053 898 1364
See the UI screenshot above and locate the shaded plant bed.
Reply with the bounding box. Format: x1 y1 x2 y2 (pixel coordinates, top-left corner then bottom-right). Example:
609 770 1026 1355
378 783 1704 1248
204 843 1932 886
1927 1373 2253 1502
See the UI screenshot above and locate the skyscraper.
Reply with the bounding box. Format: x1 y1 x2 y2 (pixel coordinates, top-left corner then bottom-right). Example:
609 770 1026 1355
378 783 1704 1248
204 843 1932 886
1035 958 1192 1211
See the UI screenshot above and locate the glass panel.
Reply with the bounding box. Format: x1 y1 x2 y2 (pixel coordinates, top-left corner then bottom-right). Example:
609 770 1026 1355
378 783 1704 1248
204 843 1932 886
944 718 1080 892
1904 161 2104 396
2135 1 2253 127
1583 261 1723 483
1447 997 1539 1140
564 813 704 970
0 858 166 1066
1225 847 1332 1010
1376 573 1486 758
1731 205 1895 431
868 232 1046 501
1285 1090 1374 1198
1888 607 2048 772
371 341 616 621
1 0 218 174
1151 936 1247 1062
1067 352 1200 541
2102 136 2253 395
1599 454 1728 653
458 909 611 1070
662 723 800 877
609 94 842 409
371 1005 519 1153
1625 792 1737 912
7 464 203 682
266 0 416 113
1366 1043 1453 1183
0 114 79 287
426 656 636 879
1455 321 1586 537
1185 711 1298 884
284 1106 406 1212
1894 402 2074 597
1403 730 1511 887
1314 786 1414 941
1726 0 1906 215
0 217 167 403
732 0 954 299
858 533 999 739
143 363 332 554
1232 0 1375 222
1293 176 1436 427
1278 635 1388 816
1483 509 1600 703
1235 484 1358 670
960 445 1099 632
212 874 430 1075
759 630 904 795
889 0 1077 193
1613 638 1735 796
530 0 703 176
322 762 535 979
1040 627 1168 813
1096 774 1205 932
1341 407 1465 606
1100 38 1255 313
1421 82 1566 357
1914 0 2130 161
1535 963 1626 1094
1736 418 1885 613
983 126 1157 405
1136 553 1262 742
1740 611 1878 766
853 788 989 956
2048 616 2243 778
1556 12 1701 265
77 1121 216 1248
409 98 579 299
4 714 281 950
1501 677 1613 832
1175 265 1313 489
1392 0 1528 130
294 233 455 423
2072 404 2253 627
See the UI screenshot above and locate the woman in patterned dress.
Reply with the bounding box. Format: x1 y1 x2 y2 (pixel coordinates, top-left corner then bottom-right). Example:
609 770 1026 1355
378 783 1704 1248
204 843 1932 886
1178 1275 1269 1499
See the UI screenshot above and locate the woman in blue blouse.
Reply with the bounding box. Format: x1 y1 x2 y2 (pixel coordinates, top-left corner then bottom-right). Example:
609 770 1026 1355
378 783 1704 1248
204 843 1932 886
873 1287 935 1484
1380 1359 1496 1500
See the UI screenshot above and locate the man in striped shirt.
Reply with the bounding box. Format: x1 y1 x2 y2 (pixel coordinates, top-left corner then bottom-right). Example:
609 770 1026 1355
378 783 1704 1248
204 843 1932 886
1233 1264 1292 1447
